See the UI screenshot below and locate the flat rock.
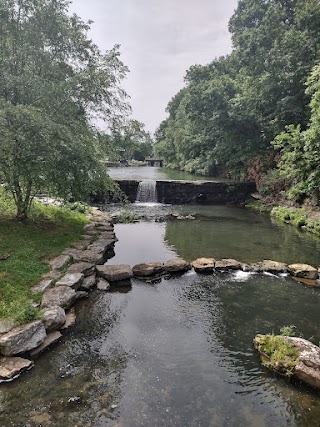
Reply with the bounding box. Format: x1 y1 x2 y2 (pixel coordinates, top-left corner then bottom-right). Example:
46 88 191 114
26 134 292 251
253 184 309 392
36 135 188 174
31 278 54 294
260 260 287 273
96 264 133 282
288 263 318 280
0 320 16 335
163 259 191 273
62 248 82 260
42 270 61 281
61 308 76 330
73 250 105 265
70 240 89 251
215 259 242 271
42 306 66 332
192 258 215 273
0 321 47 356
49 255 72 271
291 276 320 287
55 273 84 291
132 262 163 277
80 274 97 291
29 331 62 357
41 286 77 310
84 223 96 231
0 357 34 383
67 262 95 277
97 278 111 291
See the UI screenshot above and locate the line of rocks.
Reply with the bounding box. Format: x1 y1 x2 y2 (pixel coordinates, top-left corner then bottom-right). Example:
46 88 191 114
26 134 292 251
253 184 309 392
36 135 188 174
0 209 117 383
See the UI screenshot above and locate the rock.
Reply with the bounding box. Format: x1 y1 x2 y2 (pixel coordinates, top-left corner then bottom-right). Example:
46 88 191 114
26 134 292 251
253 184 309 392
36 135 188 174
49 255 72 271
67 262 95 277
291 276 320 287
288 263 318 280
55 273 84 291
192 258 215 273
73 250 105 265
29 331 62 357
70 240 89 251
96 265 133 282
62 248 82 260
61 308 76 330
260 260 287 274
80 274 97 291
0 321 47 356
97 278 111 291
132 262 163 277
75 291 89 301
254 334 320 390
42 270 61 281
163 259 191 273
85 230 99 236
42 306 66 332
41 286 77 309
84 223 95 231
30 278 54 294
96 225 114 232
99 232 117 241
0 357 34 383
0 321 16 334
215 259 242 271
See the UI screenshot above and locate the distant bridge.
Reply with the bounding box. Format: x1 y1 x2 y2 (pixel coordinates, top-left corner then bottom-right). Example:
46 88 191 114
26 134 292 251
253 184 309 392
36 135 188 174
145 158 163 167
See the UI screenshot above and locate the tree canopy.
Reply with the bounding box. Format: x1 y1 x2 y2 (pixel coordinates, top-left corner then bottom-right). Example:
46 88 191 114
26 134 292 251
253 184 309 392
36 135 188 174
154 0 320 193
0 0 130 219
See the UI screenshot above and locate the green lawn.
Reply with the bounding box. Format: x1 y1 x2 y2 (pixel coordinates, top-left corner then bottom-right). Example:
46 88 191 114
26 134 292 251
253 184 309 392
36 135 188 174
0 192 89 323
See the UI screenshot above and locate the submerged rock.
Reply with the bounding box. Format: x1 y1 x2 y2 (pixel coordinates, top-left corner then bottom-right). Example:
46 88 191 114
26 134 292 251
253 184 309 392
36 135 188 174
96 265 133 282
254 334 320 390
215 259 242 271
132 262 164 277
0 357 34 383
29 331 62 357
0 321 47 356
163 259 191 273
288 263 318 280
192 258 215 273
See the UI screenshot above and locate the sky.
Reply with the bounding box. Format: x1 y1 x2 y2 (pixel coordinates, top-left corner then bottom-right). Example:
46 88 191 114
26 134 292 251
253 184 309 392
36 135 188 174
69 0 238 133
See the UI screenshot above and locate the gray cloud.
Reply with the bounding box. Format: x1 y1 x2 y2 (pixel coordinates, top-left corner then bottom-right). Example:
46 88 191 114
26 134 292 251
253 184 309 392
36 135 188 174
70 0 238 132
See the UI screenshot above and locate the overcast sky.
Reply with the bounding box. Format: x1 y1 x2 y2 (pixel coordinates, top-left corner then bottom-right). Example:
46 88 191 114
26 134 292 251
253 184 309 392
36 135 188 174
70 0 238 133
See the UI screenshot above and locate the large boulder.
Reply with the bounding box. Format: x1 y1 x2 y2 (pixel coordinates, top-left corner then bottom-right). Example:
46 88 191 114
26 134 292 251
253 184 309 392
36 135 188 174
132 262 163 277
41 286 77 310
254 334 320 390
163 259 191 273
96 265 133 282
67 262 95 277
0 321 47 356
192 258 215 273
288 263 318 280
215 259 241 271
0 357 34 383
42 306 66 332
55 273 84 291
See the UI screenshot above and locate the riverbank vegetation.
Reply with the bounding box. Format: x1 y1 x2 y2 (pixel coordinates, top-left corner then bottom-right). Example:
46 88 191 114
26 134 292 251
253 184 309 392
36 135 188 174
154 0 320 206
0 190 88 323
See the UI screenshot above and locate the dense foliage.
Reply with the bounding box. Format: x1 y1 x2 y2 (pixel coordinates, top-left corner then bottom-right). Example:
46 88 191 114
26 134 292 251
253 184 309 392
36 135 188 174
0 0 129 219
154 0 320 201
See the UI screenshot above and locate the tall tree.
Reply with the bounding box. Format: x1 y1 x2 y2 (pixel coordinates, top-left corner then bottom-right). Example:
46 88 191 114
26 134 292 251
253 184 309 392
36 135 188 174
0 0 129 219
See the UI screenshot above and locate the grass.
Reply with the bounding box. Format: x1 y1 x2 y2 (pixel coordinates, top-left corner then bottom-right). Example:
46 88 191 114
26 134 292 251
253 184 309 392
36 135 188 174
0 190 89 324
271 206 320 234
255 327 299 377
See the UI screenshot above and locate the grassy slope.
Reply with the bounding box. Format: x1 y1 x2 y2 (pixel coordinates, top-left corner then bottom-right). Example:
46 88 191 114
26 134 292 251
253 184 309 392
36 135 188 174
0 192 88 323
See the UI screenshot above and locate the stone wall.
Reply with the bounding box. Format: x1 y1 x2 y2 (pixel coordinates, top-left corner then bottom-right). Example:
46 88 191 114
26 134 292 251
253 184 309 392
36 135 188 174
112 179 256 204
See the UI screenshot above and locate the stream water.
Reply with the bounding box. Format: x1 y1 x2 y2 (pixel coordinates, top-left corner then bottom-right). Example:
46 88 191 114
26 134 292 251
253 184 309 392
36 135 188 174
0 205 320 427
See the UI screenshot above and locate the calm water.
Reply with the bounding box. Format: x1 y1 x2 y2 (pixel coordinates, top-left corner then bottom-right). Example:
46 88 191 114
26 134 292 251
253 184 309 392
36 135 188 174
107 166 225 181
1 206 320 427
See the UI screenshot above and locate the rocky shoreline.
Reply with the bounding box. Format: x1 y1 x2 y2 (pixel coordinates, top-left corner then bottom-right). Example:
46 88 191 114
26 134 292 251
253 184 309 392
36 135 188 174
0 209 319 387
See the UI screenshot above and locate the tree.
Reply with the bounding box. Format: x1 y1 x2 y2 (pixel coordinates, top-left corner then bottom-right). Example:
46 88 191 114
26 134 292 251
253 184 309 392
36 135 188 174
0 0 129 219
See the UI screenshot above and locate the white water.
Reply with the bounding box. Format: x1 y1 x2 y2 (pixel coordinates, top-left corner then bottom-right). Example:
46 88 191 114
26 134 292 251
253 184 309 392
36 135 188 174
136 180 158 203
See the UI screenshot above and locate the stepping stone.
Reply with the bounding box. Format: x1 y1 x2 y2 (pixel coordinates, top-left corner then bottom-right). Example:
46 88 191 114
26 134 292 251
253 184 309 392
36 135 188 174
55 273 84 291
163 259 191 273
29 331 62 357
259 260 287 274
132 262 163 277
215 259 242 271
192 258 215 273
0 321 47 356
96 265 133 282
0 357 34 383
288 263 318 280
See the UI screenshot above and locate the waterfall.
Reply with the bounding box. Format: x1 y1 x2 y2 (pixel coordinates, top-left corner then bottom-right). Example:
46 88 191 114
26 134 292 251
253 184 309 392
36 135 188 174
136 180 158 203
